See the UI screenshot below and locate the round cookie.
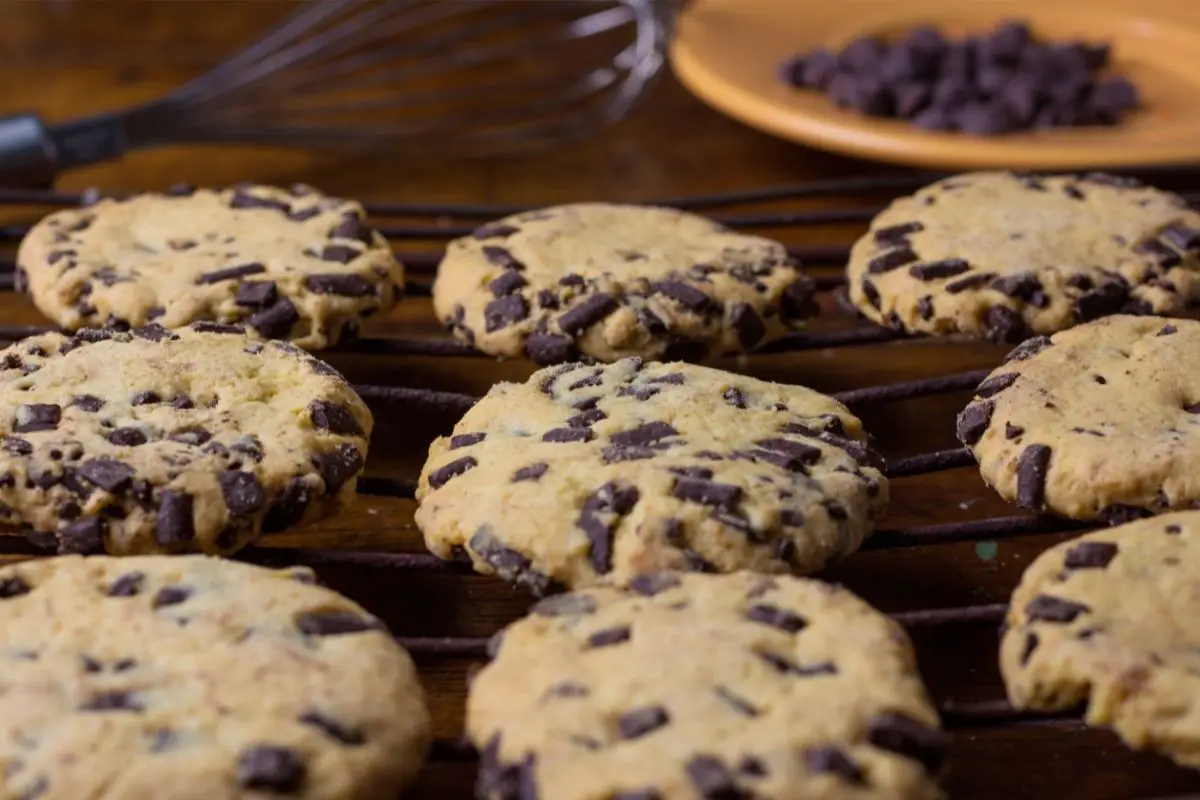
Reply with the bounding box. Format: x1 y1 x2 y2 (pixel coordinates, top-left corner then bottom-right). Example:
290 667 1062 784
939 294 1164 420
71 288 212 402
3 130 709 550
469 571 947 800
1000 511 1200 768
847 171 1200 342
0 322 371 555
956 315 1200 523
432 203 818 364
415 358 887 593
17 184 404 349
0 554 430 799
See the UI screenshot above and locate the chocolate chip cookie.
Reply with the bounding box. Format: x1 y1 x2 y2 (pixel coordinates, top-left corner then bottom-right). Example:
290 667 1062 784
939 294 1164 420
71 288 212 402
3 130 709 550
957 315 1200 523
415 358 887 593
1000 511 1200 768
432 203 818 364
0 554 430 799
470 570 946 800
847 172 1200 342
0 323 371 555
17 184 404 349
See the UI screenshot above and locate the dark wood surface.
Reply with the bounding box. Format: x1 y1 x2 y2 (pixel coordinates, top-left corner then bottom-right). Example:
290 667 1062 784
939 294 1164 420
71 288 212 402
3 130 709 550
1 3 1198 798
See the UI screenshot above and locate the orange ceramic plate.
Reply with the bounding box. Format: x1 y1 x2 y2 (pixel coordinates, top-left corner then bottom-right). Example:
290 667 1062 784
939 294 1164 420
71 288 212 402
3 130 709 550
670 0 1200 170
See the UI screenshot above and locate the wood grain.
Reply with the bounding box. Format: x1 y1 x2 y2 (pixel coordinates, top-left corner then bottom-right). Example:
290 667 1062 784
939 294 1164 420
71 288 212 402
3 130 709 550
0 2 1197 798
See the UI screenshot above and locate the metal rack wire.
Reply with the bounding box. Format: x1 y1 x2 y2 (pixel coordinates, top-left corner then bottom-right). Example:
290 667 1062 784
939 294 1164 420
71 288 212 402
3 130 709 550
0 169 1191 789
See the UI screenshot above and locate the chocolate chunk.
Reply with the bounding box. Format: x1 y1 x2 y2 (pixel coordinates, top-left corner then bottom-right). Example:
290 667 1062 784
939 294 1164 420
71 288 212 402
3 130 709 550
956 400 994 447
1162 221 1200 251
867 247 919 274
866 712 947 772
558 294 618 335
81 690 142 712
984 305 1027 343
804 745 865 784
450 432 486 449
525 333 575 365
618 706 669 740
512 463 549 482
629 573 681 596
1076 282 1131 322
304 274 374 297
106 572 144 597
190 321 244 335
427 456 479 491
1016 444 1052 509
860 279 881 309
219 471 265 515
0 574 31 598
567 409 606 428
610 422 678 447
780 277 819 321
1064 541 1118 569
14 404 60 433
308 400 363 436
59 516 105 554
263 477 314 533
654 281 712 312
728 303 766 349
473 223 520 240
300 711 365 746
171 395 194 410
2 436 32 455
975 373 1018 398
1005 423 1024 439
130 390 162 407
1025 594 1090 623
532 594 596 617
1005 335 1052 363
237 745 305 793
78 458 134 493
723 388 748 409
873 222 924 246
485 294 530 332
235 281 278 308
745 603 807 633
1021 632 1039 665
616 386 659 401
908 259 970 281
673 478 741 509
543 427 593 444
754 437 822 465
601 445 657 463
296 609 381 636
315 245 361 264
685 755 742 799
944 272 997 294
586 625 631 648
103 427 146 447
329 213 374 244
481 246 525 271
156 491 195 546
248 298 300 339
488 270 527 297
469 527 551 596
312 444 364 493
152 585 192 608
196 263 266 284
230 191 291 214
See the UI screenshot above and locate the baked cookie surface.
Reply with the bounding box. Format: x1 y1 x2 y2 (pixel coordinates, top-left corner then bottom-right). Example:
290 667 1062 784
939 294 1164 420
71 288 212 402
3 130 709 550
0 554 430 800
432 203 818 364
415 358 887 593
17 184 404 349
847 172 1200 341
469 571 946 800
1000 512 1200 768
957 315 1200 522
0 323 371 555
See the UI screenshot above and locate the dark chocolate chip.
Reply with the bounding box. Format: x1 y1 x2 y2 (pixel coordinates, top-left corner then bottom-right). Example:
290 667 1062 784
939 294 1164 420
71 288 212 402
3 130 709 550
723 388 748 409
1025 594 1090 623
1021 632 1039 665
78 458 134 493
628 573 681 597
14 404 60 433
532 594 597 617
81 691 142 712
481 246 526 271
618 706 669 740
867 247 919 275
525 333 575 365
975 373 1018 398
512 463 549 482
190 321 244 335
311 444 364 493
745 603 807 633
1005 336 1052 363
1063 541 1118 570
956 401 994 447
156 491 195 546
469 527 551 596
654 280 713 313
308 400 364 436
729 303 766 349
804 745 865 785
0 575 31 598
1076 282 1131 322
237 745 305 793
485 294 530 332
263 477 314 533
153 586 192 608
1005 423 1024 439
106 572 144 597
304 274 374 297
107 427 148 447
685 755 743 799
1016 444 1052 510
131 391 162 406
236 281 278 308
780 276 819 321
59 516 105 554
984 305 1027 343
585 625 631 648
2 436 32 456
944 272 997 293
908 259 970 281
713 685 758 717
610 422 678 447
860 279 881 309
673 478 741 509
558 294 618 335
489 270 528 297
329 213 374 245
1161 221 1200 251
299 711 365 746
296 609 381 636
196 263 266 284
473 223 520 240
567 409 606 428
449 433 486 450
543 427 593 443
219 471 266 515
1133 237 1182 269
867 712 947 772
248 297 300 339
753 437 822 466
873 222 924 246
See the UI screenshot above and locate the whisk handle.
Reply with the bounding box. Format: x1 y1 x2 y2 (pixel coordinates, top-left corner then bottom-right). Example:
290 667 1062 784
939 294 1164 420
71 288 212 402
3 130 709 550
0 111 131 188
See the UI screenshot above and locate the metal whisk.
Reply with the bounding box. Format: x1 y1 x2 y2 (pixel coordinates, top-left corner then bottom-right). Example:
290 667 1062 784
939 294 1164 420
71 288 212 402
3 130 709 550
0 0 670 187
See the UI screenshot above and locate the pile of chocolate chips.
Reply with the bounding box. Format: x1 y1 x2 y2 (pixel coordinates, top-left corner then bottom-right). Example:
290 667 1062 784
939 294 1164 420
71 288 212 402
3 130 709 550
781 21 1140 134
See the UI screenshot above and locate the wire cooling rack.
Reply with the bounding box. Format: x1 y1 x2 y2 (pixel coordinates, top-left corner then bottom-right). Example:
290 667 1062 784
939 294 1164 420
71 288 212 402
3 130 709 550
0 168 1199 794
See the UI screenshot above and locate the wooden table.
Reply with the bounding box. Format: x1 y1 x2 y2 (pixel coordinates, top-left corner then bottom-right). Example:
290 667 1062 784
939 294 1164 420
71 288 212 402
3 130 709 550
1 3 1198 798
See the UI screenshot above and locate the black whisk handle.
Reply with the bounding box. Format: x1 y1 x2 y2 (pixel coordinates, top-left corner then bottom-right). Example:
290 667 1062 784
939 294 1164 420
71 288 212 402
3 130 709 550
0 111 132 188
